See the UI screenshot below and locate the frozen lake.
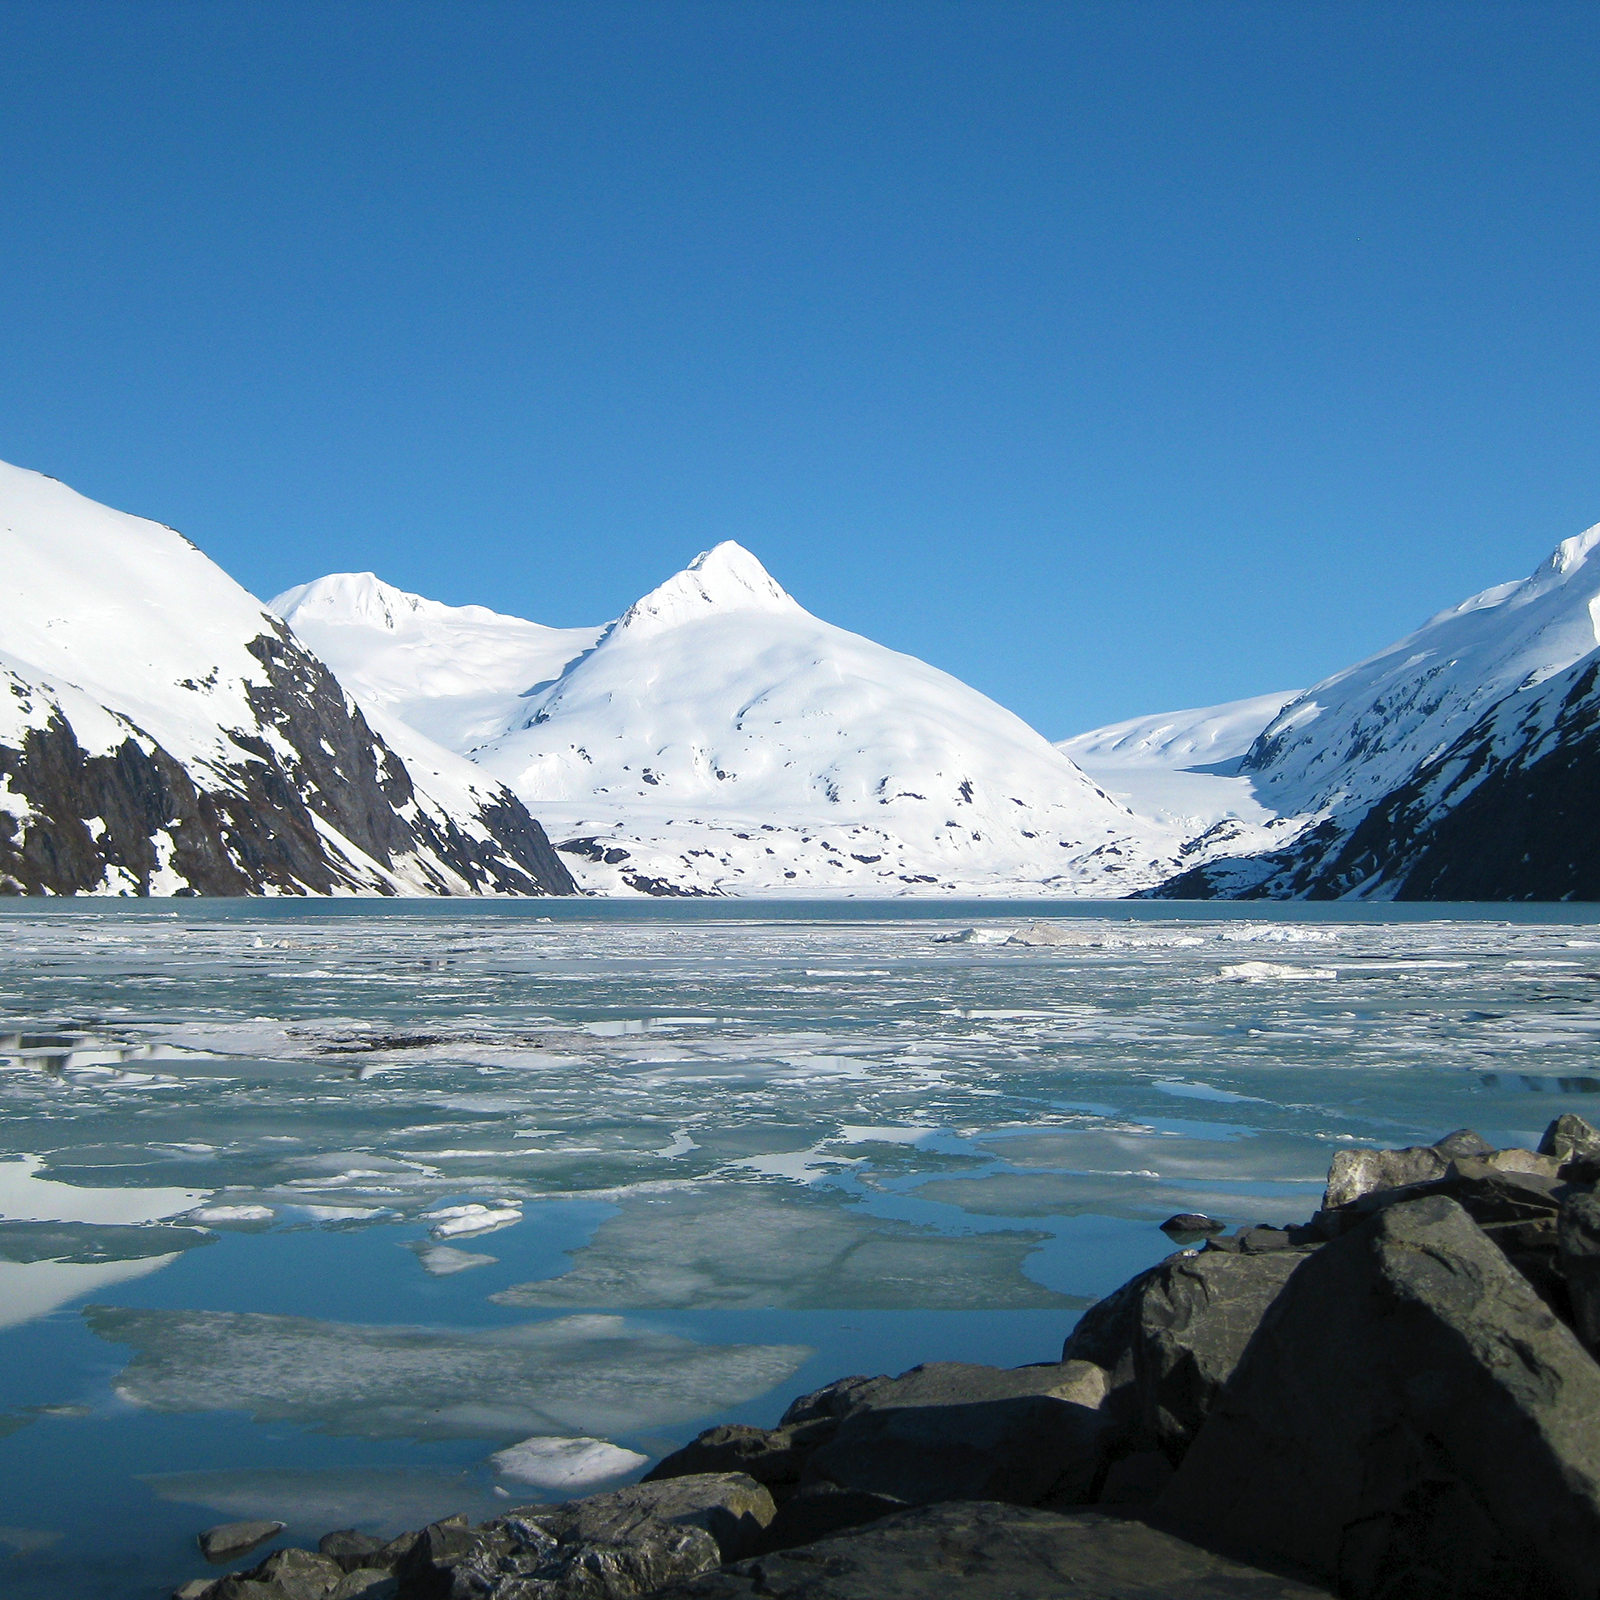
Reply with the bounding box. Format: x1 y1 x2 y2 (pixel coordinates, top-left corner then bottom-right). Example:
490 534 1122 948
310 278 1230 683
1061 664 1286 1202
3 899 1600 1597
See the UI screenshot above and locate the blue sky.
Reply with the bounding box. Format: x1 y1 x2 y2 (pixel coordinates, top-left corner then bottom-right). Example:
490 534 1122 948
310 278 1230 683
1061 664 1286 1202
2 2 1599 737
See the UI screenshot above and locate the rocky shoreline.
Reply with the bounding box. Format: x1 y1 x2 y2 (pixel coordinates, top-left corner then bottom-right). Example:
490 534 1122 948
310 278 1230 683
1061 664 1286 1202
177 1114 1600 1599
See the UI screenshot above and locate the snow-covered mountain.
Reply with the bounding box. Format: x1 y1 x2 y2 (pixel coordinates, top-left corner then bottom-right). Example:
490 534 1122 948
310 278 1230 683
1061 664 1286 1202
0 462 575 896
278 545 1183 896
1057 691 1298 847
1151 525 1600 900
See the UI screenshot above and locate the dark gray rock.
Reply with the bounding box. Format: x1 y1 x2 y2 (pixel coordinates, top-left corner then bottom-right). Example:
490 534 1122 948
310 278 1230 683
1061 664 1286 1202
642 1420 837 1497
1544 1114 1600 1185
199 1521 287 1564
442 1505 720 1599
648 1501 1333 1597
212 1547 346 1600
778 1374 894 1426
1543 1113 1600 1160
753 1486 911 1555
319 1532 387 1573
1062 1246 1312 1462
536 1473 776 1562
1559 1188 1600 1354
395 1517 491 1600
796 1360 1114 1510
0 624 577 899
1157 1194 1600 1599
1094 1451 1174 1509
1160 1213 1224 1239
329 1573 397 1600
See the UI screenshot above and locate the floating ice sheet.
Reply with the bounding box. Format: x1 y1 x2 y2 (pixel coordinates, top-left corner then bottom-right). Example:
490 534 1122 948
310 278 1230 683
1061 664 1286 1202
144 1467 509 1534
490 1188 1069 1310
86 1305 810 1440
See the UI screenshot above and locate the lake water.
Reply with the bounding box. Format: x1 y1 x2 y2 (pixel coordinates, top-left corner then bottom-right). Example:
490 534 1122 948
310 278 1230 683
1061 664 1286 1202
3 899 1600 1597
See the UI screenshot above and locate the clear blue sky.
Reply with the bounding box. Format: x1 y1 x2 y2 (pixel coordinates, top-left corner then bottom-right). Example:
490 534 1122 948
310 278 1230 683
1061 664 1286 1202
3 2 1599 738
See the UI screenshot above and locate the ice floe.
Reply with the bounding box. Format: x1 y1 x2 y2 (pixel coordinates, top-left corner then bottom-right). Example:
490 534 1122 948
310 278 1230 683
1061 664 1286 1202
488 1435 649 1490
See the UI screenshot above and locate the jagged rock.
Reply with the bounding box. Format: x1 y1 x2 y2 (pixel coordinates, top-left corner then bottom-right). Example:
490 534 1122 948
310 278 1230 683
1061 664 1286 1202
441 1507 720 1599
1062 1246 1313 1462
648 1501 1334 1597
643 1421 838 1498
396 1517 505 1600
329 1573 396 1600
1542 1113 1600 1163
212 1547 346 1600
175 1583 216 1600
1321 1129 1490 1208
542 1474 776 1562
319 1532 388 1573
1559 1189 1600 1354
1157 1194 1600 1600
778 1374 896 1426
199 1521 287 1563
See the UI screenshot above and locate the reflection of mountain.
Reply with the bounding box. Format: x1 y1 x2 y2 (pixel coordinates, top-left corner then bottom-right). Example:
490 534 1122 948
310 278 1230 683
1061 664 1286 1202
279 544 1176 896
0 461 574 897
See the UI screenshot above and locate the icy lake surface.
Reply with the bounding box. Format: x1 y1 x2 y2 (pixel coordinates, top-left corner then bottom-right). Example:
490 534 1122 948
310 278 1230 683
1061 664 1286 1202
3 899 1600 1597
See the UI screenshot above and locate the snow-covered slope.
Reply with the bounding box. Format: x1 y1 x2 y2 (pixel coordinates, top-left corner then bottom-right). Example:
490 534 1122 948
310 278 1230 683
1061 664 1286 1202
1058 691 1298 843
282 544 1179 896
272 573 601 754
0 462 575 896
1243 529 1600 814
1151 525 1600 900
1060 691 1300 773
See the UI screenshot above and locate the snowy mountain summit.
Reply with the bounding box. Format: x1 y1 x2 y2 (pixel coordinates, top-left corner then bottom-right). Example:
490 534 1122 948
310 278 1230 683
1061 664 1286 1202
0 462 574 896
282 544 1175 895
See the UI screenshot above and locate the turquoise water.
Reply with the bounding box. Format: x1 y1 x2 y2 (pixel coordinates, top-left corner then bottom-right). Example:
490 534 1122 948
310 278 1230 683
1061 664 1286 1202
2 901 1599 1597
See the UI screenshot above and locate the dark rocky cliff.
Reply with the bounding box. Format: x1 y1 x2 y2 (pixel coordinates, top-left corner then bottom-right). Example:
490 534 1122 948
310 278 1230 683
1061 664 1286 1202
0 624 576 898
1149 658 1600 902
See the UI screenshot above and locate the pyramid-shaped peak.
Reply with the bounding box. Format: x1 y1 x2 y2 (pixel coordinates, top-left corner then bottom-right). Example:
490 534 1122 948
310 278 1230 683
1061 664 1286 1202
271 572 430 631
613 542 801 638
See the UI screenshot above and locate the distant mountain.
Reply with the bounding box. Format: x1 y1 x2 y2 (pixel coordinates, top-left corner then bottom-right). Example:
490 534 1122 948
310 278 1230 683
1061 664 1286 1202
0 462 574 897
1058 692 1302 866
1151 526 1600 900
279 544 1180 895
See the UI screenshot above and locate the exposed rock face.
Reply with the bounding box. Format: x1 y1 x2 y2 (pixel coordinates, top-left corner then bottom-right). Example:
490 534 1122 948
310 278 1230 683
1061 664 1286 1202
1157 1195 1600 1600
0 460 575 897
1061 1246 1313 1463
0 629 576 896
1148 653 1600 902
648 1502 1334 1598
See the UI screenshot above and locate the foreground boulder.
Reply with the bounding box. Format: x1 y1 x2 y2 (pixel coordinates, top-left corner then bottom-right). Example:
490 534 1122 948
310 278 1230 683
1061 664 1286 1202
1062 1244 1313 1462
648 1501 1332 1598
650 1359 1113 1538
1156 1194 1600 1599
201 1522 288 1564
